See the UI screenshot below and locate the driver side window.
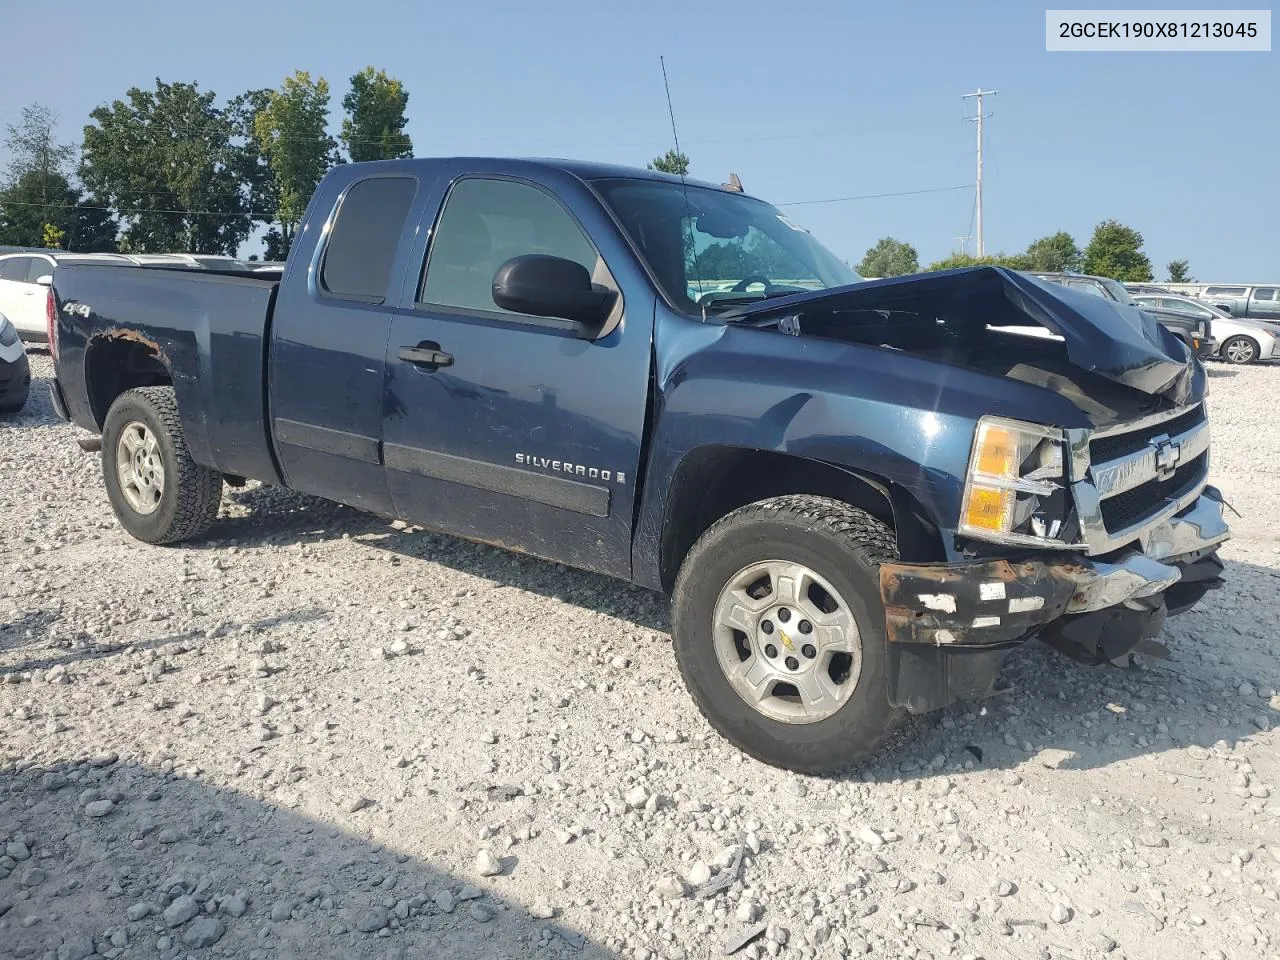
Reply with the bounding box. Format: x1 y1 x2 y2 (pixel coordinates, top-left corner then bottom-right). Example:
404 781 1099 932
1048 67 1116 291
421 178 609 318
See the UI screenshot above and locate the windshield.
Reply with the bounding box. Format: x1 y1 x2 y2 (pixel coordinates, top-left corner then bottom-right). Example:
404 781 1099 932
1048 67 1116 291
1099 277 1136 305
593 178 861 313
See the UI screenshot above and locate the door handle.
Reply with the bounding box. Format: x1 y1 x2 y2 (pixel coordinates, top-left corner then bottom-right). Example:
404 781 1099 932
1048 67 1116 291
23 288 35 296
398 344 454 368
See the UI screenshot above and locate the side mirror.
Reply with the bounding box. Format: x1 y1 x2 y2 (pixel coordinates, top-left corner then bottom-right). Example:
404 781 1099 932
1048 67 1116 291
35 275 53 286
492 255 616 336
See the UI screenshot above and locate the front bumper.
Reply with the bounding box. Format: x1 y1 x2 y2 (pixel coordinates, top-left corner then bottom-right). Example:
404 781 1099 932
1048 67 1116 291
880 486 1229 711
1193 336 1217 359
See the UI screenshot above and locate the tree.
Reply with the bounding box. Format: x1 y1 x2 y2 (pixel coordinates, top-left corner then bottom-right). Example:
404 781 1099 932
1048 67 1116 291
1167 259 1192 283
227 89 279 229
341 67 412 162
1082 219 1153 282
1023 231 1082 272
855 237 919 277
80 80 251 254
3 104 76 185
0 169 118 251
647 150 690 176
254 71 340 256
924 251 1030 271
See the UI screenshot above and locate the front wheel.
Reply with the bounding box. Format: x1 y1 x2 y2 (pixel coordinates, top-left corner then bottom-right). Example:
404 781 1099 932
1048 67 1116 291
1221 335 1259 364
671 495 906 774
101 386 223 544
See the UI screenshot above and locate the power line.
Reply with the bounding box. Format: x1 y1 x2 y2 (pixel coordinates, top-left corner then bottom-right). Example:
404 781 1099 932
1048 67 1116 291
2 183 975 219
775 184 972 207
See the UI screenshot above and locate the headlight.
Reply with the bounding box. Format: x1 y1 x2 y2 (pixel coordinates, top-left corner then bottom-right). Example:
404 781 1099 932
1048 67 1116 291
0 315 20 347
959 416 1073 547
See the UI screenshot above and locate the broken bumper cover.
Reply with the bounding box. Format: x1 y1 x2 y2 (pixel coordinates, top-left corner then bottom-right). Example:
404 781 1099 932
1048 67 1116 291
881 486 1230 649
880 487 1228 712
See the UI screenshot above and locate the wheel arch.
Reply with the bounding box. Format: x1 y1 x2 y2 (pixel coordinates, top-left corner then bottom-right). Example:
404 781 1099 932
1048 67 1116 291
656 445 945 593
85 332 174 429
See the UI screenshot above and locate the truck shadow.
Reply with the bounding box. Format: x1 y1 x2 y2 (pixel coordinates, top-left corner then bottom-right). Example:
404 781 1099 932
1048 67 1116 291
209 483 671 634
192 483 1276 779
0 759 613 960
857 555 1277 782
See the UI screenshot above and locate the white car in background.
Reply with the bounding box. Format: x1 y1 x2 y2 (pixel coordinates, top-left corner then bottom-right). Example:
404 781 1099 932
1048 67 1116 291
0 252 134 341
1131 293 1280 365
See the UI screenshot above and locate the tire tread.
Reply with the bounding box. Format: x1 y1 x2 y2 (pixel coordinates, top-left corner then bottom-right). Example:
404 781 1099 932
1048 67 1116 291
106 387 222 544
672 494 905 774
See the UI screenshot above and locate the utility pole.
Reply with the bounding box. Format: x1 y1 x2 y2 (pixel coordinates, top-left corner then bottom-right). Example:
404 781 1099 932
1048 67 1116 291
962 88 997 257
953 235 972 256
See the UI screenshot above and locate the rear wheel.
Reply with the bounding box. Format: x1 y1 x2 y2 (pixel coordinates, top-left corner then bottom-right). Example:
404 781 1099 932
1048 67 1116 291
101 387 222 544
671 495 906 774
1221 335 1258 364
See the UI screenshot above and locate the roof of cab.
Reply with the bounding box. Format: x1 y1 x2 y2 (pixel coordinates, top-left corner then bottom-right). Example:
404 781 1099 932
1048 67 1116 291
336 156 744 197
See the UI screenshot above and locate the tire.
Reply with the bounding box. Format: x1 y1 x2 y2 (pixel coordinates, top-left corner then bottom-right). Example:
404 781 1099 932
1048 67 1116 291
101 386 223 544
1220 335 1258 365
671 494 906 774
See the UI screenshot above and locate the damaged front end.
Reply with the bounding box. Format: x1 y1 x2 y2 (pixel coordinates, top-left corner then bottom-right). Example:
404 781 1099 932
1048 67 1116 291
726 267 1230 714
879 481 1229 713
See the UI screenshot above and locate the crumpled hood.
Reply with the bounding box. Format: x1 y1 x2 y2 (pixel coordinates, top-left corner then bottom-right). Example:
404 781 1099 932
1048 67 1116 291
726 266 1197 402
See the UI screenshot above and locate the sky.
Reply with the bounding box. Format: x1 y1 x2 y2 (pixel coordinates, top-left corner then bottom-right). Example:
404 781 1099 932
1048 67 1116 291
2 0 1276 279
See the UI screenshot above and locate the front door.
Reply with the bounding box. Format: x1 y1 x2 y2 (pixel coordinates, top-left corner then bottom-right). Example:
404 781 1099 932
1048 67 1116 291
381 171 653 579
1248 286 1280 320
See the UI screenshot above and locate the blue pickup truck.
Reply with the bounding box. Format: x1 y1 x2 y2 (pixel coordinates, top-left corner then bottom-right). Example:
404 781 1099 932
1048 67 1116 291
46 158 1230 773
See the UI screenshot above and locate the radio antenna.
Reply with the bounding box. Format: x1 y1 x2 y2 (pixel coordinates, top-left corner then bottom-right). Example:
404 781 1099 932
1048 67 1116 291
659 56 704 309
660 56 684 172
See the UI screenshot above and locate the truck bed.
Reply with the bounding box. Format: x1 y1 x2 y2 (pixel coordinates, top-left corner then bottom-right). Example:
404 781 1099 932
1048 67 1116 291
52 263 283 485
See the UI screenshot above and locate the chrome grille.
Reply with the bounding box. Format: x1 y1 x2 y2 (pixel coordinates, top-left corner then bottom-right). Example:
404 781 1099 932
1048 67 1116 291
1070 402 1211 554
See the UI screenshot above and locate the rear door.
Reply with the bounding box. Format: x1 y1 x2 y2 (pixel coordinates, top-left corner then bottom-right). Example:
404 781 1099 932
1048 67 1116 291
267 174 421 515
380 167 654 579
0 257 40 336
1248 286 1280 320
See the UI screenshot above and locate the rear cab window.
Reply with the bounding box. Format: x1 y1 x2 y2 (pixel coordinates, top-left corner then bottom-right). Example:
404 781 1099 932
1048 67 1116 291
319 176 418 302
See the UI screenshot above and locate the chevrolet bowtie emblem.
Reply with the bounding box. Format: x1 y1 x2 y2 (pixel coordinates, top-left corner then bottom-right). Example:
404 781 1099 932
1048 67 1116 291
778 628 795 652
1152 435 1180 480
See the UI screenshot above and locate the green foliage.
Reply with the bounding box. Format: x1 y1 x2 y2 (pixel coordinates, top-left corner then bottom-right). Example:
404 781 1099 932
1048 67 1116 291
254 71 340 253
0 169 119 251
42 223 65 249
3 104 76 184
855 237 919 277
924 251 1030 271
80 80 250 255
1023 231 1082 272
1082 219 1153 282
226 89 279 227
1167 259 1192 283
647 150 690 176
341 67 413 162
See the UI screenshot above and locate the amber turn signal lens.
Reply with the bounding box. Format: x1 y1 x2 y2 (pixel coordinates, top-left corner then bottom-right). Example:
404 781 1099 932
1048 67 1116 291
964 485 1015 533
974 425 1019 479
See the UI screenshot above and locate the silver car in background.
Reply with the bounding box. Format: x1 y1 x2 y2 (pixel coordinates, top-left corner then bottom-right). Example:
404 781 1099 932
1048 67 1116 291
1132 293 1280 365
1198 284 1280 322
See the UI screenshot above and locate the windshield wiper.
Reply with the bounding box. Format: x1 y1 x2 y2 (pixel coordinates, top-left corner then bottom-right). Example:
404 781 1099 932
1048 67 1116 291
700 289 803 319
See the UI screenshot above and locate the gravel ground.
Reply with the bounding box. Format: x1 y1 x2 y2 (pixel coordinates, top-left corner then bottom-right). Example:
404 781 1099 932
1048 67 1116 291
2 352 1278 960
